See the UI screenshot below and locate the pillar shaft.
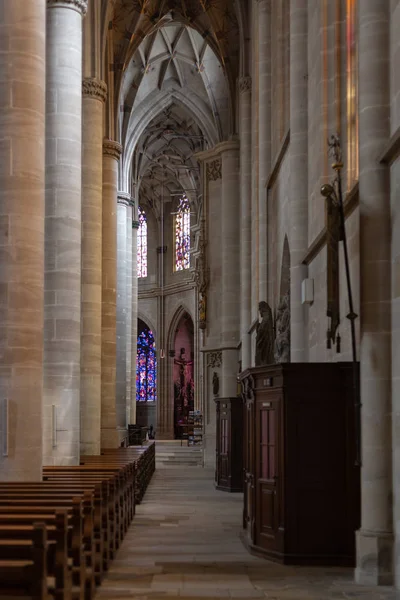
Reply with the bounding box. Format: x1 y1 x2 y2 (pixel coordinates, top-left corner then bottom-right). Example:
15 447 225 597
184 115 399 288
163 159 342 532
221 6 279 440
258 0 272 304
356 0 392 586
239 78 252 370
44 0 86 465
126 202 133 426
131 220 139 424
80 77 107 455
116 193 130 437
0 0 46 480
391 0 400 591
289 0 308 362
101 140 122 448
221 142 240 397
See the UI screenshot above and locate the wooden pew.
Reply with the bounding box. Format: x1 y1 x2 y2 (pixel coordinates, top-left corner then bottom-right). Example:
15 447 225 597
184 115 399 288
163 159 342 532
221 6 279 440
43 466 132 548
0 446 156 600
0 522 48 600
0 511 71 600
0 481 106 584
0 497 92 600
40 474 117 568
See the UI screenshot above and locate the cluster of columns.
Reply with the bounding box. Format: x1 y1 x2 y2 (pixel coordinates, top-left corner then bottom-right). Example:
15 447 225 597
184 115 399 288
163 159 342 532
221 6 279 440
0 0 137 479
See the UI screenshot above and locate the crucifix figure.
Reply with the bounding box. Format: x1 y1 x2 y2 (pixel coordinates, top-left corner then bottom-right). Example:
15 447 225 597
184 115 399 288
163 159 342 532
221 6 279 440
174 348 194 411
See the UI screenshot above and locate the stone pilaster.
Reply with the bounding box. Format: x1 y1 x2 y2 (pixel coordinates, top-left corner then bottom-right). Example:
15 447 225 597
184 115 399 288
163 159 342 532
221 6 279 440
116 192 130 441
80 77 107 456
355 0 393 586
126 200 133 426
289 0 308 362
239 77 252 370
101 140 122 448
391 1 400 591
43 0 87 465
220 141 241 397
257 0 272 304
131 218 139 424
0 0 46 481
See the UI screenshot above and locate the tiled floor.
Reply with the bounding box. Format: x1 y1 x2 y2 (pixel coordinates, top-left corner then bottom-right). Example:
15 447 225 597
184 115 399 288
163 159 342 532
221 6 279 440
97 466 396 600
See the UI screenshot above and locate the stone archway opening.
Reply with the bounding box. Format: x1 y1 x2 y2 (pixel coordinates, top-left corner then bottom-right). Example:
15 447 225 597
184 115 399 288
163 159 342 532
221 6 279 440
173 312 194 440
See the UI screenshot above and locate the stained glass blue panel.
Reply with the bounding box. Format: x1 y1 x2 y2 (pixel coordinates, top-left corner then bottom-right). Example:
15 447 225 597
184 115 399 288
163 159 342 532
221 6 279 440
136 326 157 402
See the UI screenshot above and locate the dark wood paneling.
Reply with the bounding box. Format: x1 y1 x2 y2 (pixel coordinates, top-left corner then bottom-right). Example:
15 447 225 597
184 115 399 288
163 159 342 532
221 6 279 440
240 363 360 566
215 398 243 493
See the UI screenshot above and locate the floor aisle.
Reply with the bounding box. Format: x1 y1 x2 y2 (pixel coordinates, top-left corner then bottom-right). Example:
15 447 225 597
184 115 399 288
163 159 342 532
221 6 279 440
97 466 395 600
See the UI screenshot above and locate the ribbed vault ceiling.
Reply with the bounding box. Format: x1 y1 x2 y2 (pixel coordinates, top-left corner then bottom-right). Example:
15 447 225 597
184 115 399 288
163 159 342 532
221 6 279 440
110 0 239 219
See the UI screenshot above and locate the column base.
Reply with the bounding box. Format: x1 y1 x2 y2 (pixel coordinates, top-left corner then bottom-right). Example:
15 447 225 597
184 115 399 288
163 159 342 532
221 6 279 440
101 428 120 449
355 528 393 586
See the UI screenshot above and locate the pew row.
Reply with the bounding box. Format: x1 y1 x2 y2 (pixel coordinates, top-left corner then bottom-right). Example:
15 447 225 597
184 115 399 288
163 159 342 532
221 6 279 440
0 442 155 600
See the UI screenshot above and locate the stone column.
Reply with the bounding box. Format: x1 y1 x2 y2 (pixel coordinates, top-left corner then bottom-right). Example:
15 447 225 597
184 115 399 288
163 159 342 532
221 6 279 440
44 0 87 465
356 0 392 586
391 0 400 591
220 141 241 397
0 0 45 481
257 0 272 304
101 140 122 448
126 201 133 426
80 77 107 456
289 0 308 362
131 219 139 424
239 78 252 370
116 192 129 440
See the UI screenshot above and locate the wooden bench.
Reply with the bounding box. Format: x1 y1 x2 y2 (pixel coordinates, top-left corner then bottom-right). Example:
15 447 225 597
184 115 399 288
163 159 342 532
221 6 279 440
0 512 71 600
0 496 92 600
0 523 49 600
0 446 156 600
0 483 104 586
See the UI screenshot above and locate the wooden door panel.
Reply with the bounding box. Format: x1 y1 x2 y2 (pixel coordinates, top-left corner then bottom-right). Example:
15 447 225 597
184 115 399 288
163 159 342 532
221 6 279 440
255 396 281 552
260 488 276 532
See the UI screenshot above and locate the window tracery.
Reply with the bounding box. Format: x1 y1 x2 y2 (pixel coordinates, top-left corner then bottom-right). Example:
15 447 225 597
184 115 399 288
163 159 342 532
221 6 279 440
174 196 190 271
137 207 147 278
136 326 157 402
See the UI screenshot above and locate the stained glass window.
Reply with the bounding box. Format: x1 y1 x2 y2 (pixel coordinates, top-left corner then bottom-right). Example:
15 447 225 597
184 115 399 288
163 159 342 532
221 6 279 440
174 196 190 271
137 207 147 278
136 324 157 402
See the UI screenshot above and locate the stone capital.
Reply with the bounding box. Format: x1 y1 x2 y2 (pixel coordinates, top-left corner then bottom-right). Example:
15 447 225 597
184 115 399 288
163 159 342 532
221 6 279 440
82 78 107 103
239 76 252 94
117 192 131 207
47 0 88 15
103 139 122 161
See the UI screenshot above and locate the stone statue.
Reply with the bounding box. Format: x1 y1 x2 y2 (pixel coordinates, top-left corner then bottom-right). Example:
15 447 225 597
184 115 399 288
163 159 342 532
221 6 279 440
274 292 290 363
212 371 219 397
255 301 274 366
199 293 206 329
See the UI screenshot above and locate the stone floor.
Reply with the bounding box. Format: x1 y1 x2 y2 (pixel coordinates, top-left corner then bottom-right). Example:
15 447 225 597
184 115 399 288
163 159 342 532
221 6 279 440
97 466 396 600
